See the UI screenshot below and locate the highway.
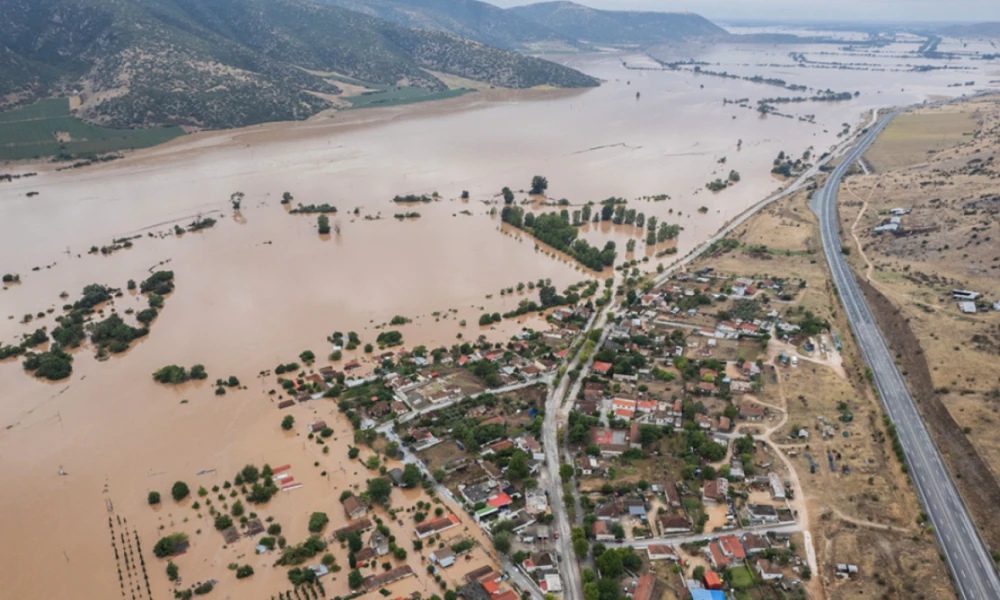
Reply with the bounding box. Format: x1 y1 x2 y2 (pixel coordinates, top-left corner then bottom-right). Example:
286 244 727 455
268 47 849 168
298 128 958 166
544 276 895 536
812 110 1000 600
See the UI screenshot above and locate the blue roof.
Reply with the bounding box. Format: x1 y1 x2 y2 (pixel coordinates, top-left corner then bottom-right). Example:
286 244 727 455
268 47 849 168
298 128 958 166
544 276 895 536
628 505 646 516
690 591 726 600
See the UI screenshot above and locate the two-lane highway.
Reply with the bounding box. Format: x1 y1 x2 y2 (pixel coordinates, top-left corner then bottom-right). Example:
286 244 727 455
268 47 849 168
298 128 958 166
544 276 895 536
812 110 1000 600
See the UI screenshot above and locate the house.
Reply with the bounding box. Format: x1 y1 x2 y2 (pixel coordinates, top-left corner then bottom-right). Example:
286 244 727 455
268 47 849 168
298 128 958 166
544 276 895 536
415 514 461 539
741 533 770 555
594 500 623 521
703 571 723 591
431 548 456 567
746 503 779 524
702 478 728 505
486 493 513 510
730 380 753 394
277 399 295 409
493 591 519 600
332 518 373 538
663 481 682 508
756 558 783 581
388 468 406 487
769 472 786 500
370 530 389 556
658 514 690 534
592 520 615 541
646 545 679 562
698 381 717 395
740 404 765 421
591 427 633 456
718 535 746 565
632 574 664 600
541 574 563 594
593 361 613 375
343 495 368 520
459 582 491 600
363 565 414 591
623 498 647 520
705 541 728 569
690 591 727 600
308 420 327 433
523 552 556 573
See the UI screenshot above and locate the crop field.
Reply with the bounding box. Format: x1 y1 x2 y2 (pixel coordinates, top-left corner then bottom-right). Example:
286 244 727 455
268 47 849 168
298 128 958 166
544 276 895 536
0 98 184 161
346 86 474 110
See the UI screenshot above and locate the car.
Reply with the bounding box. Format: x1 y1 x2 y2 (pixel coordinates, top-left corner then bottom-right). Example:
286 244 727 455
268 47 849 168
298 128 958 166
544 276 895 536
553 531 559 539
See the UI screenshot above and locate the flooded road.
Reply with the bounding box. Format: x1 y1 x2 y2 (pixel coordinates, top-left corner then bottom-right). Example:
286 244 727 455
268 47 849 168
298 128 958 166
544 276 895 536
0 45 995 600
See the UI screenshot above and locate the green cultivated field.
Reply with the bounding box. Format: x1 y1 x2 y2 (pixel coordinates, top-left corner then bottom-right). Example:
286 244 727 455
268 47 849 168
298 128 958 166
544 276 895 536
346 87 474 109
0 98 184 161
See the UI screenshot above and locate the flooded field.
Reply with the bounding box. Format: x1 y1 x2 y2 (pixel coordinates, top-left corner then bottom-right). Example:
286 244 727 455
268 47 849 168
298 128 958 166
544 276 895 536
1 41 997 599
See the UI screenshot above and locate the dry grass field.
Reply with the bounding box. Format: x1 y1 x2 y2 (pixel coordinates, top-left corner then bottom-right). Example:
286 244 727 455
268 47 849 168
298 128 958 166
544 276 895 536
864 107 979 171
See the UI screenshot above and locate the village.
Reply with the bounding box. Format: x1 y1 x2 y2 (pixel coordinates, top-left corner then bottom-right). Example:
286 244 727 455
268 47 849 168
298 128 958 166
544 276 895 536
155 262 856 600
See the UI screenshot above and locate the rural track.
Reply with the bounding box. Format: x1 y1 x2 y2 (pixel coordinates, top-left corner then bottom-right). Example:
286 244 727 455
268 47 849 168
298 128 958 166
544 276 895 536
812 108 1000 600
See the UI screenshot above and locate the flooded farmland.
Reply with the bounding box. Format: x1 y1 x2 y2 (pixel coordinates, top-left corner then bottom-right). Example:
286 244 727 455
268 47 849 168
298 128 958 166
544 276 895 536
0 39 997 600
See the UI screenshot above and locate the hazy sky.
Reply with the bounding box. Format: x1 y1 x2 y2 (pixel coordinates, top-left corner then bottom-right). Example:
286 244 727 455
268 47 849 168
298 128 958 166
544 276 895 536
489 0 997 23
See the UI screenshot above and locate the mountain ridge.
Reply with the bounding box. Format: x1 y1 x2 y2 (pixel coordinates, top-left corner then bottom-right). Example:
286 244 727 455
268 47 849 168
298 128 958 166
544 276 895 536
0 0 599 130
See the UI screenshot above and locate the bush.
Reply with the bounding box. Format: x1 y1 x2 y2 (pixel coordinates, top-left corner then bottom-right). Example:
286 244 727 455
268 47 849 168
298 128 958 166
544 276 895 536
281 415 295 430
148 491 161 505
308 512 329 533
153 533 188 558
153 365 189 384
167 561 179 581
236 564 254 579
348 569 364 589
215 514 233 531
171 481 190 502
194 581 213 595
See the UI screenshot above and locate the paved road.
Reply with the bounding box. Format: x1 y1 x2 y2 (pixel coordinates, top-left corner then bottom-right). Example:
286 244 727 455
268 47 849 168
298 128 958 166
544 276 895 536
812 110 1000 600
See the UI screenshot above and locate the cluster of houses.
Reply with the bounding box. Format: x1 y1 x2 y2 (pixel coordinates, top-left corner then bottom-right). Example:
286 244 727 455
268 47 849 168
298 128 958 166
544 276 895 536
951 289 1000 315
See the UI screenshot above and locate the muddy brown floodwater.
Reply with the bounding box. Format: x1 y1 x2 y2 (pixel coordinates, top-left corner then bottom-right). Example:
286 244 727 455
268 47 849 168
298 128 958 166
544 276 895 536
0 46 995 599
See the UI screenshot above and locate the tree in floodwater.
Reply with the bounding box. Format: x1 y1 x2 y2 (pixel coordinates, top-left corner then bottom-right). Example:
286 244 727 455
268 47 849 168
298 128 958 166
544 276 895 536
530 176 548 195
318 215 331 234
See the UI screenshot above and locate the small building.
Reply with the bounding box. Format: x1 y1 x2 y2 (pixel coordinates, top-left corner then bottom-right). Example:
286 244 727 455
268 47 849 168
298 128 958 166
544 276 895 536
416 514 461 539
592 520 615 541
756 558 783 581
746 503 779 524
646 545 679 562
370 530 389 556
632 573 664 600
431 548 456 567
343 495 368 520
702 478 728 505
958 301 977 314
523 552 556 572
542 573 563 593
658 514 690 534
703 571 723 590
769 472 786 500
593 361 613 375
308 420 327 433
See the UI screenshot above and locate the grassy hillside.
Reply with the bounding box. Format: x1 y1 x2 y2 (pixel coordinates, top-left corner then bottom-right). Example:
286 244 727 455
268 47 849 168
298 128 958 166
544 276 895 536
509 1 727 46
0 0 599 131
314 0 583 51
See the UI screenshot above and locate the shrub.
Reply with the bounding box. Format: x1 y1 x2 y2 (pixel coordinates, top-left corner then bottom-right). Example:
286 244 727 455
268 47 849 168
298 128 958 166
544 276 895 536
171 481 190 502
281 415 295 431
148 491 161 505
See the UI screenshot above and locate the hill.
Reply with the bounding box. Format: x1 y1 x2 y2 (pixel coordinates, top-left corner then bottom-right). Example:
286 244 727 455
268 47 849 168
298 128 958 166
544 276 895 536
314 0 582 51
508 1 727 47
0 0 599 131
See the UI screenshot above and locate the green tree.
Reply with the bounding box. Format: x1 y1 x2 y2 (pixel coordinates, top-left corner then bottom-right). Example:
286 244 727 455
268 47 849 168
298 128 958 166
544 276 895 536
348 569 364 589
167 561 179 581
507 450 531 482
502 187 515 204
597 548 623 578
281 415 295 431
573 537 589 558
367 477 392 505
401 463 422 487
318 215 331 234
530 176 549 195
214 514 233 531
148 491 161 505
559 463 575 483
493 531 513 555
171 481 190 502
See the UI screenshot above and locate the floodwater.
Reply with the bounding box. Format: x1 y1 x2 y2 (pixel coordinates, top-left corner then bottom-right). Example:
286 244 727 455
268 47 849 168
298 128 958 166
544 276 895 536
0 44 996 599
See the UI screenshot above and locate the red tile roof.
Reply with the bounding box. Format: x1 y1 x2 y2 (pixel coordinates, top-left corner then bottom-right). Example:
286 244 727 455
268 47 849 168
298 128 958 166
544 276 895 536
486 493 512 508
592 361 613 374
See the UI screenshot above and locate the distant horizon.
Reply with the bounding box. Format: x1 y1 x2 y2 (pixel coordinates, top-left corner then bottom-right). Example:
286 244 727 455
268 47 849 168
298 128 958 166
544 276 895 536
491 0 998 24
